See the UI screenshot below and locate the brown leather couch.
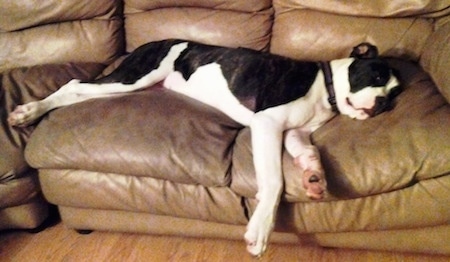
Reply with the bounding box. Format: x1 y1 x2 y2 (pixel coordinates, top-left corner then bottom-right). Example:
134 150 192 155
0 0 122 230
1 0 449 255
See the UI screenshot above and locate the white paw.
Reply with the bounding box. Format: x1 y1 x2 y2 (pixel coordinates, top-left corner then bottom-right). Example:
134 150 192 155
244 210 274 257
294 152 327 200
8 102 45 127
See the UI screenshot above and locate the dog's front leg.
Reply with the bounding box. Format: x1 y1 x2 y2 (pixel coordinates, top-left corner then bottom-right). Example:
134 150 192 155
284 128 327 200
245 112 284 257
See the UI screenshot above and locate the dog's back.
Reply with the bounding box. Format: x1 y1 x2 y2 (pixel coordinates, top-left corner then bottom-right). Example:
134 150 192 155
96 39 322 112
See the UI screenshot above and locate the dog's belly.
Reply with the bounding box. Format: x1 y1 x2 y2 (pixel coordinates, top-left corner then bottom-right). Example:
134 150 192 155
164 63 254 126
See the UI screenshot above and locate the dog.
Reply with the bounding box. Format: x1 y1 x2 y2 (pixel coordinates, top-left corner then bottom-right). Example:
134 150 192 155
8 40 400 256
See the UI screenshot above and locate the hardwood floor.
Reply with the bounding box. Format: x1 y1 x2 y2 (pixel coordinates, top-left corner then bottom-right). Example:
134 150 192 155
1 213 448 262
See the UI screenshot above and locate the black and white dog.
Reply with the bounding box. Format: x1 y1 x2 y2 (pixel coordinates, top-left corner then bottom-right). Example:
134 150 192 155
8 40 400 256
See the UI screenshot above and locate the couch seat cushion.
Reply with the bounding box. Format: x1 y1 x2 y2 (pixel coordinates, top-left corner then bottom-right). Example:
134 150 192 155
26 87 242 187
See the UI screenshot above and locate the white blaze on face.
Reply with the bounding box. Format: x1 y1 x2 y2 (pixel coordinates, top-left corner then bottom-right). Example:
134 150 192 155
386 74 400 92
348 87 384 109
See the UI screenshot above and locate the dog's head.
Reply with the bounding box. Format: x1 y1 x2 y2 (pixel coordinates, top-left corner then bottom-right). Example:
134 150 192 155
338 43 401 120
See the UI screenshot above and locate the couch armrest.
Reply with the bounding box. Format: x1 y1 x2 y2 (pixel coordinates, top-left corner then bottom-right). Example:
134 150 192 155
420 18 450 103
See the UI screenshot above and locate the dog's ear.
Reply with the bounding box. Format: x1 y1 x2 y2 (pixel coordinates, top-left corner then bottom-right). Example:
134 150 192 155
350 43 379 59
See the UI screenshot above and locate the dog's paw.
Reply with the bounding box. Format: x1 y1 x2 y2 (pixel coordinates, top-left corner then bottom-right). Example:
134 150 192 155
8 102 45 127
294 152 327 200
244 209 274 257
302 169 327 200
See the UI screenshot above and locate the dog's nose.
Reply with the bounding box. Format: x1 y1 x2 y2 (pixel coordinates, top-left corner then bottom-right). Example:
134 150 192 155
309 175 320 183
371 96 391 116
361 96 390 117
362 107 375 117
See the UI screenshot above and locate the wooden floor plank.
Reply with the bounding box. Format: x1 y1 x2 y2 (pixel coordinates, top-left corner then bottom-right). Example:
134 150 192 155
0 222 448 261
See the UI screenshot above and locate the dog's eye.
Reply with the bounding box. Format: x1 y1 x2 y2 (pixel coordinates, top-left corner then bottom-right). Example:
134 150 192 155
372 74 388 87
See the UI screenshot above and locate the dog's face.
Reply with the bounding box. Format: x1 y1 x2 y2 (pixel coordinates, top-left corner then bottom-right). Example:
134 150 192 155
339 43 401 120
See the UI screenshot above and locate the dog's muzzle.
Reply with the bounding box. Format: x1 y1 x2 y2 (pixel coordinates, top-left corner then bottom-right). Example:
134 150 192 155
367 85 402 117
364 96 393 117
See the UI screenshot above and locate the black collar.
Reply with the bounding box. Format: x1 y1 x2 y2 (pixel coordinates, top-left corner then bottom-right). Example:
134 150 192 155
319 61 339 112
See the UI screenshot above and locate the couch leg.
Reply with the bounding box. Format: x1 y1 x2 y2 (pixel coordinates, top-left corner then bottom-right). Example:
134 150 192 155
76 229 93 235
26 224 47 234
26 204 60 234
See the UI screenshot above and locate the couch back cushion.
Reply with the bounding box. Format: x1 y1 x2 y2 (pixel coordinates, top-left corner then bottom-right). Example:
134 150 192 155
0 63 105 193
270 0 446 61
123 0 273 52
421 19 450 103
0 0 124 72
275 0 450 18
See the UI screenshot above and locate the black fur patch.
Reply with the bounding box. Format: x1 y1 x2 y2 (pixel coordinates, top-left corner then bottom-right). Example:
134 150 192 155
90 39 320 112
93 39 184 84
348 59 391 93
175 42 319 111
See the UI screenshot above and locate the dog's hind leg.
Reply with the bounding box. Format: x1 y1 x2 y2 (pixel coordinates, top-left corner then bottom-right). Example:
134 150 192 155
8 79 157 127
284 128 327 200
7 79 127 127
8 42 189 127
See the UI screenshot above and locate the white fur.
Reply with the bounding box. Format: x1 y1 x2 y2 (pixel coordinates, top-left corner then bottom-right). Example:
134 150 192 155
164 62 335 255
164 63 254 126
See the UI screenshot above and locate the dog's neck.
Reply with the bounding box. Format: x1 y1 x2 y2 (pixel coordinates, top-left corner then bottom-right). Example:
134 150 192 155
319 61 338 113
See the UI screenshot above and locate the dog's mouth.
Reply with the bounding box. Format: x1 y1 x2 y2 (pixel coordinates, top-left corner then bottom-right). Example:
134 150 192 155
345 97 354 108
346 97 375 116
346 97 392 117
